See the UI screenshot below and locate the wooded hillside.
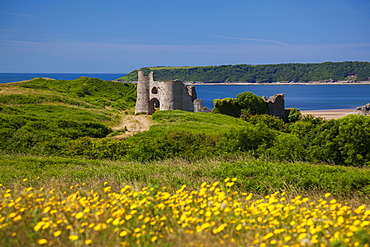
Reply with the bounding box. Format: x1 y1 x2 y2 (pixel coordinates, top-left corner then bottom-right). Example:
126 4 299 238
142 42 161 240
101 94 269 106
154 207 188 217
118 61 370 82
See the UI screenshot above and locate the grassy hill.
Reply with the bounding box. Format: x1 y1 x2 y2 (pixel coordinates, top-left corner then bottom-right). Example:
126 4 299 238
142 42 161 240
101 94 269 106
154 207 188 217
118 61 370 82
1 78 370 246
0 77 136 155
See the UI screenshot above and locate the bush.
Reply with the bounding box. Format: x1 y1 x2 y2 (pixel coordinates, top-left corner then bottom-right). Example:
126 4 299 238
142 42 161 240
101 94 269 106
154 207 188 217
335 115 370 166
125 130 219 162
245 114 287 131
287 108 301 123
236 91 267 115
289 115 370 166
264 133 306 161
212 98 241 117
212 92 267 117
216 124 276 154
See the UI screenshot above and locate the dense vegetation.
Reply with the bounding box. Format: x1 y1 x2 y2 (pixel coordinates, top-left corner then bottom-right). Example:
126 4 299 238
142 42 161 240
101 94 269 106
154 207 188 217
1 78 370 167
1 78 370 246
118 61 370 82
213 91 267 117
0 77 136 155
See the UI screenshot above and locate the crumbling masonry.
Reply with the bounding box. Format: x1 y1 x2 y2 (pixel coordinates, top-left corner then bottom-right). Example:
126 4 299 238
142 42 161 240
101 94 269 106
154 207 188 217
135 71 204 114
264 93 289 122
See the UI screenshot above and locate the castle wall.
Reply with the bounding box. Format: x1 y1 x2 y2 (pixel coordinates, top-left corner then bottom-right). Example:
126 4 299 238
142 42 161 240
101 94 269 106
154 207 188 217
134 71 150 114
193 99 205 112
135 71 201 114
267 93 287 121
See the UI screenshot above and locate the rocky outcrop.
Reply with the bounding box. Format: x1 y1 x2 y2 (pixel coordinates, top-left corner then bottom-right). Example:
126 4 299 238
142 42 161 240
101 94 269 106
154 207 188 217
354 103 370 116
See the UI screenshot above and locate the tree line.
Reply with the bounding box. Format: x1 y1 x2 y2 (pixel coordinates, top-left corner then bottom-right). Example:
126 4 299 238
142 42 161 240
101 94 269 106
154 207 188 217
119 61 370 82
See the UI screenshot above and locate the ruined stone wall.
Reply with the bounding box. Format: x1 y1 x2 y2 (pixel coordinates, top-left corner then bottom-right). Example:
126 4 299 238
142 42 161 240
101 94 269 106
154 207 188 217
134 71 150 114
193 99 205 112
135 71 203 114
267 93 287 121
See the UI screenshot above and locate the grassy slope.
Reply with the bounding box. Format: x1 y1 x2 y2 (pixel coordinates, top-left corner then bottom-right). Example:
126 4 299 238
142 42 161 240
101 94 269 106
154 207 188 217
1 107 369 198
1 79 370 247
0 79 369 199
150 110 249 134
0 78 137 155
0 77 137 125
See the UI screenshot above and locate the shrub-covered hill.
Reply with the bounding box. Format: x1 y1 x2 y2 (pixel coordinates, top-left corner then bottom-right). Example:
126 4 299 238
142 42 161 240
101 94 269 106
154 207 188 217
18 77 137 109
1 76 370 168
63 109 370 167
0 77 136 155
118 61 370 82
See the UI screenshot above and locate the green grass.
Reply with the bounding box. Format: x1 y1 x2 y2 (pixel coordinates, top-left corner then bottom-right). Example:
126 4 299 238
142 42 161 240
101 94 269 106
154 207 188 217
17 77 137 110
1 104 114 123
150 110 249 134
1 154 369 201
1 77 370 200
1 76 370 246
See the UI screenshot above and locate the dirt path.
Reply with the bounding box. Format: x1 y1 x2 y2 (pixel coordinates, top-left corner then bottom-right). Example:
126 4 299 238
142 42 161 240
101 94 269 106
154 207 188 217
111 114 155 139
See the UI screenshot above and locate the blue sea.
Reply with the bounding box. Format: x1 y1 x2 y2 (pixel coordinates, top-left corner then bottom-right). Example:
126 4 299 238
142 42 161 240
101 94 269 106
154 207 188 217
0 73 124 83
196 84 370 111
1 73 369 111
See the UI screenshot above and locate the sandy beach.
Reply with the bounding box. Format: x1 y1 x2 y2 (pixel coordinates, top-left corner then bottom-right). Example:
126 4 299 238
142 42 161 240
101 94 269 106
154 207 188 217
300 109 356 120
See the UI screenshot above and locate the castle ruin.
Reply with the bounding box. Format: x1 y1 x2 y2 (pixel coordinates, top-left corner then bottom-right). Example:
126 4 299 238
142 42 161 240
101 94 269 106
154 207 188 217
135 71 204 114
264 93 290 122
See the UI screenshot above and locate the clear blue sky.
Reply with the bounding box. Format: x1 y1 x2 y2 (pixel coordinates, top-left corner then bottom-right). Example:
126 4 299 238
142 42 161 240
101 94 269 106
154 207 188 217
1 0 369 73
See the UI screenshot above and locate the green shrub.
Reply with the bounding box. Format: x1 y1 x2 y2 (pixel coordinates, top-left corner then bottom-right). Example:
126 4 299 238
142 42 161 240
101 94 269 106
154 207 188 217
125 130 220 162
245 114 287 131
335 115 370 166
264 133 306 161
216 124 276 154
236 91 267 115
287 107 301 123
289 115 370 166
212 98 241 117
0 114 112 155
207 160 370 194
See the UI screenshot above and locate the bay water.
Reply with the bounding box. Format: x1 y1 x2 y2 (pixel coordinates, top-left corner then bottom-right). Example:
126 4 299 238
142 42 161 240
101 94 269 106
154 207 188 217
196 84 370 110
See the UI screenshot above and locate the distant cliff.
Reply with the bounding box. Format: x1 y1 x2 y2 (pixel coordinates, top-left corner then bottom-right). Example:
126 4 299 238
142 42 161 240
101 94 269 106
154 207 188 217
118 61 370 83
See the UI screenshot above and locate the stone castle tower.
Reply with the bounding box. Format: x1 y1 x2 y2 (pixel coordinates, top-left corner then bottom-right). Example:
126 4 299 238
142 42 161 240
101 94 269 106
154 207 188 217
135 71 204 114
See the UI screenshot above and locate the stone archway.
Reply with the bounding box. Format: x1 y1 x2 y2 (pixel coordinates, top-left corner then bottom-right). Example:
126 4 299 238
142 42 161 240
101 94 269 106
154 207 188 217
148 98 160 115
151 87 158 94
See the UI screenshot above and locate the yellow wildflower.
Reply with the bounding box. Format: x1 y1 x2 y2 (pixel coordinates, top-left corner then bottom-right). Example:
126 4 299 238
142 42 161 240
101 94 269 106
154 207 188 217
69 235 79 241
37 239 48 245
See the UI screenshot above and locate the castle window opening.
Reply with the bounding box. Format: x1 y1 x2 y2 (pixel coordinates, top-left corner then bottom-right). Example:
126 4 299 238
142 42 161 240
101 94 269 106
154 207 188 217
151 87 158 94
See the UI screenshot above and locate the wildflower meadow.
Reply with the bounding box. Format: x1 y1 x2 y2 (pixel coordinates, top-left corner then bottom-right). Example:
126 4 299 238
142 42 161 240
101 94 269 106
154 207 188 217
1 178 369 247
